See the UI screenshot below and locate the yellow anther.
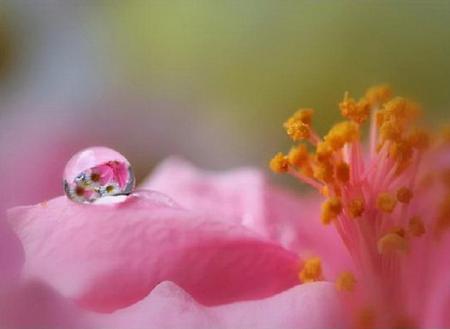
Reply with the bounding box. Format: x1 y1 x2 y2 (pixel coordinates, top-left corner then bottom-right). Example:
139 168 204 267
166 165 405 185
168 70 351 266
383 97 421 123
377 232 408 254
389 140 413 163
321 197 342 225
299 257 322 283
339 92 357 116
332 184 342 198
376 110 387 128
289 108 314 125
339 92 370 124
288 144 309 167
388 226 406 238
321 185 330 197
336 271 356 292
313 161 334 183
283 109 314 141
348 197 365 218
409 216 425 237
396 187 413 203
365 84 392 107
336 162 350 183
269 152 289 173
380 120 402 143
285 121 311 141
321 206 334 225
408 128 430 150
324 121 359 150
356 98 371 122
315 141 333 162
376 192 397 213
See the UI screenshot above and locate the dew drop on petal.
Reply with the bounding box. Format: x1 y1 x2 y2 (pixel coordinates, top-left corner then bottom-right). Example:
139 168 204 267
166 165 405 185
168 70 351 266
63 147 135 204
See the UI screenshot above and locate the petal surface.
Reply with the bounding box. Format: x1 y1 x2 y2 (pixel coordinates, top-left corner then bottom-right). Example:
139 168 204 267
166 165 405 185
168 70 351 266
8 191 299 312
105 281 348 329
0 281 88 329
143 157 352 277
0 218 24 285
0 280 347 329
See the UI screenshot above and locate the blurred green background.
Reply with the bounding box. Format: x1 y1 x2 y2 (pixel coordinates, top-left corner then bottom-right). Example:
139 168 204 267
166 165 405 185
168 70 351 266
1 1 449 175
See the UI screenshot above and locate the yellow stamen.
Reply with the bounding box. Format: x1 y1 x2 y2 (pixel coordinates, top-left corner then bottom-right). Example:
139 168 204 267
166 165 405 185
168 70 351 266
287 144 309 167
283 109 314 141
365 84 392 107
105 185 115 193
339 92 370 124
396 187 413 204
408 128 430 150
389 140 413 163
336 271 356 292
321 197 342 225
388 226 406 238
321 185 330 197
299 257 322 283
324 121 359 151
383 97 421 124
285 108 314 126
313 161 334 183
348 197 365 218
336 162 350 183
315 141 333 162
269 152 288 173
285 121 310 141
377 232 408 254
379 120 402 143
409 216 425 237
376 192 397 213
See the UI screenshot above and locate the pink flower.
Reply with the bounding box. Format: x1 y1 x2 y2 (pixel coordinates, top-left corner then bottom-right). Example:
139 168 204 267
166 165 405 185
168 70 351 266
2 85 449 329
3 160 347 328
270 85 450 328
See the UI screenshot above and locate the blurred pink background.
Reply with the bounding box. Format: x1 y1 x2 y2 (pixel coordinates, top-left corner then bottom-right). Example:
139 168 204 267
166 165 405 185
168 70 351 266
0 1 449 211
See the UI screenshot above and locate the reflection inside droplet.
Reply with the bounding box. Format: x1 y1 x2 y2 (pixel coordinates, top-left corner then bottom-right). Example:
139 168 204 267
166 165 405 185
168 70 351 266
63 147 135 204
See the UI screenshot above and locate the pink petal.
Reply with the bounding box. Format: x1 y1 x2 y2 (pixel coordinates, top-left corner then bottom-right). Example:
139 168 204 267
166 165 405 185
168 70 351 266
143 157 269 234
0 218 24 285
1 280 347 329
105 281 348 329
0 281 89 329
7 191 299 313
421 234 450 328
143 157 352 278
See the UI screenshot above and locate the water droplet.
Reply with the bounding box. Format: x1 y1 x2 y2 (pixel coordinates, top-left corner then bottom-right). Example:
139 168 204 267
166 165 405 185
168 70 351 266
63 147 135 204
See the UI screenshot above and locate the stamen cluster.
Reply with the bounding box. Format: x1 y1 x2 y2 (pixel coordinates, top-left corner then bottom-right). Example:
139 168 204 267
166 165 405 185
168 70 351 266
270 85 450 328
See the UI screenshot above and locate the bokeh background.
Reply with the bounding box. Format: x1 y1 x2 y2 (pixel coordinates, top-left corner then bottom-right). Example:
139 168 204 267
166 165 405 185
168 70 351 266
0 1 449 211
